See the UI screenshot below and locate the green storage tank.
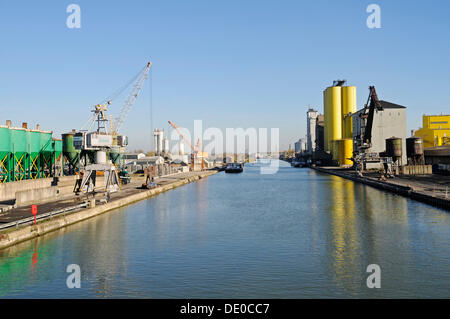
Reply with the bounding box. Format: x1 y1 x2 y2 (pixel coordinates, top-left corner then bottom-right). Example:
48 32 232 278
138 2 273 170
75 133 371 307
29 130 42 178
0 126 12 182
0 124 61 182
54 139 62 160
62 133 80 174
11 128 29 181
109 149 123 166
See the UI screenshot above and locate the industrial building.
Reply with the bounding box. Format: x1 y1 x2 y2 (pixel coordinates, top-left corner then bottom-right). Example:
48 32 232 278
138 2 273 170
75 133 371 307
315 114 324 151
294 138 306 153
414 114 450 148
352 101 407 165
123 153 146 161
306 109 319 152
171 154 190 164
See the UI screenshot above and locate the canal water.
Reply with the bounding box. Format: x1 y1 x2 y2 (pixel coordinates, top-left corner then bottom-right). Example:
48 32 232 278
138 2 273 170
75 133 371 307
0 160 449 298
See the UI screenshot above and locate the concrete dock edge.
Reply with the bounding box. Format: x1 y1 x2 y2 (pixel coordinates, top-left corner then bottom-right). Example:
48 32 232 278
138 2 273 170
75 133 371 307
312 167 450 211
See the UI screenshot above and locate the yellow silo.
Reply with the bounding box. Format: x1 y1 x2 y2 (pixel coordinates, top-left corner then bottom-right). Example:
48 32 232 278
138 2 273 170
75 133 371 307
331 140 340 161
327 86 342 144
338 138 353 166
341 86 357 139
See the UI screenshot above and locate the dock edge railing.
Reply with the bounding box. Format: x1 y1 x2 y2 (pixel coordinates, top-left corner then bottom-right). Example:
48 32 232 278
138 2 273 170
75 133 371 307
0 202 89 231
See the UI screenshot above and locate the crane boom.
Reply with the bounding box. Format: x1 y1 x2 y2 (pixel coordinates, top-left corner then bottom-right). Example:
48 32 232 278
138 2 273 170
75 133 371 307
115 62 152 133
168 121 196 152
361 86 383 148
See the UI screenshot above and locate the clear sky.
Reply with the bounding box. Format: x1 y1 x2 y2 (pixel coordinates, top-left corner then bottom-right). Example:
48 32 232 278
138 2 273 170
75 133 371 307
1 0 449 151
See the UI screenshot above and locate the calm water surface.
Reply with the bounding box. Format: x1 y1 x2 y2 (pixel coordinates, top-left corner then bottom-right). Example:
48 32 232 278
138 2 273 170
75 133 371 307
0 160 449 298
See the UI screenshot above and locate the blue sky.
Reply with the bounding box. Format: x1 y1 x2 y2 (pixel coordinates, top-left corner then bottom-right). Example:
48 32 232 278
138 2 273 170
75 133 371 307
0 0 449 151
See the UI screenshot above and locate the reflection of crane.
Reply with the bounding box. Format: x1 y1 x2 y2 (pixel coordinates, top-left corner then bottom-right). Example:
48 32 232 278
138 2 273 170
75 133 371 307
168 121 204 171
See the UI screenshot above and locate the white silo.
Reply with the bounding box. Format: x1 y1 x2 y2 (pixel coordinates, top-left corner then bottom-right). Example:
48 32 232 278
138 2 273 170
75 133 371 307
163 137 169 154
153 129 164 155
179 141 185 155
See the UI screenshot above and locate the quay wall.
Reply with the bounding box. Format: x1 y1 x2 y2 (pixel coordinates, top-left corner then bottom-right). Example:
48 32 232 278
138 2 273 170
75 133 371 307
312 167 449 211
1 176 109 206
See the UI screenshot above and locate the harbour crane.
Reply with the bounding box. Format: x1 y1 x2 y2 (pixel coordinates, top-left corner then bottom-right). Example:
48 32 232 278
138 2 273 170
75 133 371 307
78 61 152 141
353 86 388 176
73 62 152 195
356 86 383 150
114 62 152 134
168 121 205 171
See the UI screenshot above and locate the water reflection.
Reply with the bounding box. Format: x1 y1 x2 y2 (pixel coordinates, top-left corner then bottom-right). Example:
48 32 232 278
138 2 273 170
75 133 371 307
80 211 128 298
31 240 38 268
327 176 360 295
0 161 448 298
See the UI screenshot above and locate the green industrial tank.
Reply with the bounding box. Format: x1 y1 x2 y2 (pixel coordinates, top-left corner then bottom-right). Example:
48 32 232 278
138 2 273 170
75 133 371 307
54 139 62 160
29 130 42 178
62 132 81 173
40 131 54 177
109 146 124 166
0 123 62 182
11 128 29 181
0 126 12 182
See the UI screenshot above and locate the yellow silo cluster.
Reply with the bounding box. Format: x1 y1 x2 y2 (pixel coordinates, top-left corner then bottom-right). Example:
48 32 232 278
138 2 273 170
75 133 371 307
323 84 357 166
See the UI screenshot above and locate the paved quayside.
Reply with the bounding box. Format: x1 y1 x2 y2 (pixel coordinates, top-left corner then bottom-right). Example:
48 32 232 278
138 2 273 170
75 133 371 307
0 170 217 250
313 167 450 211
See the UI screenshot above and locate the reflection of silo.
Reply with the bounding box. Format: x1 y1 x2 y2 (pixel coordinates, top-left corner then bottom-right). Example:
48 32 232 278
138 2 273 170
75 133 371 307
153 129 164 155
163 137 169 154
179 141 185 155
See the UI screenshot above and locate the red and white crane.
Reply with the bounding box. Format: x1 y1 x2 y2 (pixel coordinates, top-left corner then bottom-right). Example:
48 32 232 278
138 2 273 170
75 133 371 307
168 121 205 171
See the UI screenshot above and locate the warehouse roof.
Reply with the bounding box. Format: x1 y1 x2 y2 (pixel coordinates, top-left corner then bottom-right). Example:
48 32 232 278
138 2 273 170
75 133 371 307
380 100 406 109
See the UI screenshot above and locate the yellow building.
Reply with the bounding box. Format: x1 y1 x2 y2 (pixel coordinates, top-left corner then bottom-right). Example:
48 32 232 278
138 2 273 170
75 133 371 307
414 115 450 148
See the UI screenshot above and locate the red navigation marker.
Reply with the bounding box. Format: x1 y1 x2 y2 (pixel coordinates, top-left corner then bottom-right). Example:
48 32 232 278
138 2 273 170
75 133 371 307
31 205 37 225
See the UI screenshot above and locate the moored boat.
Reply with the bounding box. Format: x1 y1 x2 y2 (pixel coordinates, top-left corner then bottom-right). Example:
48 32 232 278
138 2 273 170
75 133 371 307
225 163 244 173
